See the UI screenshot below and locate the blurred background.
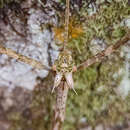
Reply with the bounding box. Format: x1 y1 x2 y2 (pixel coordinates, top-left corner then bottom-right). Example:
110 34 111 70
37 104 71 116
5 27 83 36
0 0 130 130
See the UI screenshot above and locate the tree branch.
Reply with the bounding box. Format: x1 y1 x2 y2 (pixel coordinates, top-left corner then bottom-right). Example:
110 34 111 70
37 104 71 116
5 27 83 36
77 33 130 70
0 45 51 70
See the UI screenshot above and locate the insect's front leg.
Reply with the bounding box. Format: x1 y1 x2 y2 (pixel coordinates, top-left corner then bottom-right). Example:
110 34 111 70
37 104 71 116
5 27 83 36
0 45 51 70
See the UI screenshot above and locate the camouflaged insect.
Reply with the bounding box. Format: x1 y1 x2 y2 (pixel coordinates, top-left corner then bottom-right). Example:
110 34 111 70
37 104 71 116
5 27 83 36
52 50 77 94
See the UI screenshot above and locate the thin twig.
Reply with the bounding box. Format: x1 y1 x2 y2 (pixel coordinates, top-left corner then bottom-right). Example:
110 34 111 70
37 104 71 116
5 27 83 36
0 45 51 70
77 33 130 70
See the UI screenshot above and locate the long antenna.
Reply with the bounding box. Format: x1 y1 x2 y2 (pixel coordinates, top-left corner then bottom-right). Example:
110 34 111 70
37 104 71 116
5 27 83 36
64 0 70 50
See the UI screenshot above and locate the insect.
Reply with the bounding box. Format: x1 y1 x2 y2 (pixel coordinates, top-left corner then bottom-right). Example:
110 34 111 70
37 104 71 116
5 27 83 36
52 49 77 94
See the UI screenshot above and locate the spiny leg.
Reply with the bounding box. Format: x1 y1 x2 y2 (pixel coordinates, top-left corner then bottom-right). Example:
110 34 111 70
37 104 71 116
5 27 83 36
0 45 51 70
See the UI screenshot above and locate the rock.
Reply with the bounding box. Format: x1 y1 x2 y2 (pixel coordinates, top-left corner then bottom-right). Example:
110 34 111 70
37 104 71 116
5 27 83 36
0 0 59 90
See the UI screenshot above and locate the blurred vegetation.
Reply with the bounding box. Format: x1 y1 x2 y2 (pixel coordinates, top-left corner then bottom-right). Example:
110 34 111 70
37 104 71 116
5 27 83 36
56 0 130 129
4 0 130 130
9 73 55 130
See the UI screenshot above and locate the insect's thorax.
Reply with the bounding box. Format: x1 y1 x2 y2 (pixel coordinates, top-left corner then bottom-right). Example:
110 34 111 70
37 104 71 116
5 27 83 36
54 50 74 74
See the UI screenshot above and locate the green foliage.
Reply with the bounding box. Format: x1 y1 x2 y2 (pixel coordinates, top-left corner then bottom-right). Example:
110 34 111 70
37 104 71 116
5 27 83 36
66 59 125 126
64 0 130 129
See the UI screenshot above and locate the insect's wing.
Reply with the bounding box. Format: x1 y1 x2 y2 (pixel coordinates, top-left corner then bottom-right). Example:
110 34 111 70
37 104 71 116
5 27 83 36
52 72 63 93
65 72 77 95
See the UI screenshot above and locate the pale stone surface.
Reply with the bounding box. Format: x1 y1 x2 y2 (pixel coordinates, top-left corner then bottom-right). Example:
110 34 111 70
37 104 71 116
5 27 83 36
0 1 58 90
117 42 130 97
90 38 107 55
